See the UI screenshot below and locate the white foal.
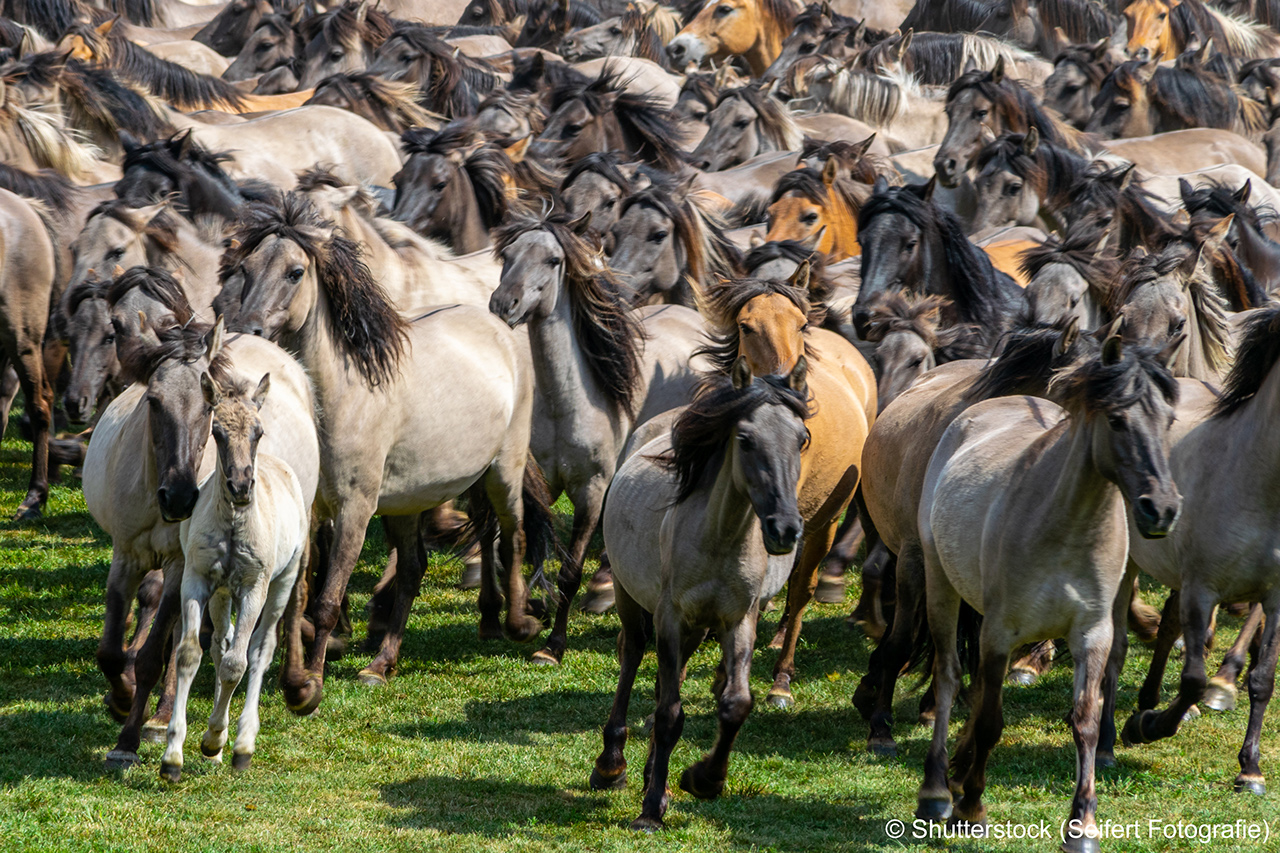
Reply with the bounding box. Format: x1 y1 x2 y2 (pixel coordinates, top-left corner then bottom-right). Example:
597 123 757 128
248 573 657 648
160 372 309 781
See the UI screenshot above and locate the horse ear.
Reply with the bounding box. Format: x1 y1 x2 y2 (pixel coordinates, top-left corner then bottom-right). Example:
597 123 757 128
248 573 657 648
1171 209 1190 230
789 259 811 292
207 316 226 362
289 2 307 25
1117 163 1137 191
821 156 838 186
354 0 369 25
922 174 937 202
820 0 832 17
505 135 532 162
17 28 32 59
788 355 808 396
96 15 118 36
570 210 593 234
1195 37 1213 66
119 130 140 154
1054 315 1080 358
851 133 876 159
1205 213 1234 248
990 55 1006 84
1235 179 1253 205
1101 330 1123 366
894 28 913 62
1135 58 1158 84
200 372 221 408
1091 37 1110 62
873 174 889 195
252 373 271 410
1178 177 1195 205
730 355 752 390
173 128 194 159
1021 126 1039 156
850 20 866 46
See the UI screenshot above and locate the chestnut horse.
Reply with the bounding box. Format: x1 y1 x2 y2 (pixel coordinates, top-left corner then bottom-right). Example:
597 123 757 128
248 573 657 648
666 0 803 77
1122 0 1280 62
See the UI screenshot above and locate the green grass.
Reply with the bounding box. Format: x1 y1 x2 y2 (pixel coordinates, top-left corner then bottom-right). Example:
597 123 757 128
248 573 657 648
0 427 1277 852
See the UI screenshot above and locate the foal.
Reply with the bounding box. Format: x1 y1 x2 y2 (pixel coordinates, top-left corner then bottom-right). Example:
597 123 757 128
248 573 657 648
160 374 309 781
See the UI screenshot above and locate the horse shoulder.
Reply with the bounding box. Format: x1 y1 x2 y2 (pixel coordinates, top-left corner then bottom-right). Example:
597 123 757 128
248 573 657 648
602 433 673 615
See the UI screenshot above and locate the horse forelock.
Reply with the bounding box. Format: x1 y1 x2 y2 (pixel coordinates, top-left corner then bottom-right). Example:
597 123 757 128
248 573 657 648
1051 343 1180 420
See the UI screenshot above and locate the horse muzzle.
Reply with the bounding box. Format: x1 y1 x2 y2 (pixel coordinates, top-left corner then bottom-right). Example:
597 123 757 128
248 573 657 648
1133 492 1181 539
762 513 802 556
666 34 706 72
158 481 200 523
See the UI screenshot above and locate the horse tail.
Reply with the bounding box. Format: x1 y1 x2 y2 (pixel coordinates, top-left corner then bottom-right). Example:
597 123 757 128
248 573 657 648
465 455 564 596
904 599 983 692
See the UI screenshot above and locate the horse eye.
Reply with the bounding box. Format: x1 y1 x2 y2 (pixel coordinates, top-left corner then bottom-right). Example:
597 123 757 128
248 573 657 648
609 26 622 35
1005 182 1023 196
107 247 124 260
802 212 819 224
1157 12 1166 19
104 333 115 345
329 49 344 61
603 199 616 209
799 42 815 54
432 181 447 191
563 124 582 137
733 118 750 128
1171 317 1186 333
546 256 562 267
909 356 924 368
974 109 988 119
904 238 918 250
1062 84 1080 96
400 53 412 62
649 230 669 242
287 267 304 282
256 42 272 53
1108 415 1126 431
715 4 733 15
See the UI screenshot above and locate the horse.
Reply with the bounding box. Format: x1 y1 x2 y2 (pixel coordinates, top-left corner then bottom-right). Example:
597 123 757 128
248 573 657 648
1086 58 1270 141
488 211 708 665
795 56 950 150
697 268 877 706
607 181 744 308
513 0 603 50
900 0 1037 50
934 58 1086 188
535 68 688 172
1123 0 1280 62
667 0 801 76
160 371 313 782
592 364 809 829
1118 304 1280 797
294 0 394 89
220 11 301 81
92 304 322 769
764 159 868 261
855 178 1026 349
852 321 1097 757
558 151 634 234
1044 39 1115 129
1020 216 1119 330
558 3 677 68
305 72 441 133
689 85 802 172
193 0 281 57
970 128 1088 234
856 29 1051 87
224 193 553 703
115 131 272 223
391 123 515 254
916 335 1182 843
761 1 873 85
1181 178 1280 296
365 23 504 118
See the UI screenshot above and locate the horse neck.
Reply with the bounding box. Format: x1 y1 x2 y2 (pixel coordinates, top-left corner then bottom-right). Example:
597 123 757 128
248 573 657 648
1036 416 1123 528
744 7 788 75
1237 220 1280 293
670 443 760 562
527 275 628 423
1218 348 1280 472
442 171 490 253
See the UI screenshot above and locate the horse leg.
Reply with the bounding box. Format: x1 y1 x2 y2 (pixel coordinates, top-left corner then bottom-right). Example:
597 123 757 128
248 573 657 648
632 603 697 832
487 462 541 642
533 479 605 665
97 551 146 722
1138 590 1181 711
850 540 892 640
952 626 1012 827
857 542 918 756
767 522 838 708
144 625 179 742
8 335 52 519
199 588 236 762
590 584 647 790
1205 603 1265 712
359 514 426 685
1127 574 1162 644
233 562 296 771
1233 597 1280 796
1063 616 1113 851
1098 564 1136 769
279 535 321 715
158 576 208 783
1007 639 1057 686
0 363 16 442
916 557 963 823
817 511 862 604
680 609 757 800
364 517 400 650
1122 586 1212 746
304 500 377 687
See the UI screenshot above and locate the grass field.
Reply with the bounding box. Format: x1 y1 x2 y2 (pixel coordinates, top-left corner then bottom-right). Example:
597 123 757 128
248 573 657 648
0 428 1277 853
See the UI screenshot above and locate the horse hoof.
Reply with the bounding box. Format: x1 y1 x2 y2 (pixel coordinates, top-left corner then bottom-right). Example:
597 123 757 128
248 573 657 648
1183 704 1201 721
284 674 323 716
1062 832 1102 853
158 762 182 783
506 617 542 643
1203 679 1237 712
765 688 794 709
142 720 169 744
357 668 389 687
104 749 141 772
1234 776 1266 796
916 797 952 823
12 501 41 521
102 693 130 724
679 764 724 800
478 621 504 641
1121 711 1152 747
232 752 252 772
1095 750 1117 769
814 575 845 604
1006 668 1038 687
629 815 663 833
579 584 615 615
868 738 898 758
199 735 224 759
530 647 561 666
457 561 482 590
589 766 627 791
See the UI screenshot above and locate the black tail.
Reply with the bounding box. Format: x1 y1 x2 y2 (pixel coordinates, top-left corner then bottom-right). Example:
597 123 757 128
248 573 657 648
904 598 983 692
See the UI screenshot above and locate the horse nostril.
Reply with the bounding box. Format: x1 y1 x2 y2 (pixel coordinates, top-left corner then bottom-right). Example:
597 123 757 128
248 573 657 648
668 43 684 58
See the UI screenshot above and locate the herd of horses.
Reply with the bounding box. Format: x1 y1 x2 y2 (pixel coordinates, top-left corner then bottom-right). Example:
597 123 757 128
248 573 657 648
3 0 1280 844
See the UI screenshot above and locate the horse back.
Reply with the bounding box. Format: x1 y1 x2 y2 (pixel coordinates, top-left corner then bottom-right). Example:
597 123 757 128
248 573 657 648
634 304 709 425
